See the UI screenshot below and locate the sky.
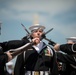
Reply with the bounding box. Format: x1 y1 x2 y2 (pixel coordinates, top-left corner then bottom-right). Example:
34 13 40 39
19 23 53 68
0 0 76 44
0 0 76 66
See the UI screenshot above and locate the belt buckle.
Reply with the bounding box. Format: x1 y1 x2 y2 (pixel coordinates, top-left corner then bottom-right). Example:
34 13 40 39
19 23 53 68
34 71 39 75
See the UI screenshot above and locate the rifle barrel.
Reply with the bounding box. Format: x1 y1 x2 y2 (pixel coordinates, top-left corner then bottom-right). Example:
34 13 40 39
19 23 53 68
21 23 30 34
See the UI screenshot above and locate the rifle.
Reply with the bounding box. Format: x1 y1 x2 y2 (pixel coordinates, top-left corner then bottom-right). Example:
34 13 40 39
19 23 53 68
10 24 56 59
21 23 56 46
21 23 31 39
21 23 30 34
9 42 34 58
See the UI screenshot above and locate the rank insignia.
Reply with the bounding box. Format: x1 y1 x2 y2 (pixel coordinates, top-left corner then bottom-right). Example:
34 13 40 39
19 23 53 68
44 46 53 56
44 49 51 56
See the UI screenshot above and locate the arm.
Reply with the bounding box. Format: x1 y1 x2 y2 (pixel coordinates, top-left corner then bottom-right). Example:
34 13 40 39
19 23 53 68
60 44 76 54
0 50 12 67
5 51 12 61
54 44 76 54
0 37 29 52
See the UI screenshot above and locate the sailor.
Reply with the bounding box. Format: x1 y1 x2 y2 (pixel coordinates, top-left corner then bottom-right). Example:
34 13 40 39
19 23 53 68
14 21 58 75
54 37 76 75
0 15 58 75
0 44 12 75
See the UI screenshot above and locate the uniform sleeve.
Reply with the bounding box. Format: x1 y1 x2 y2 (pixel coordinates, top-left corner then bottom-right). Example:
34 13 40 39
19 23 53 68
56 52 76 65
50 48 59 75
60 44 76 54
71 44 76 52
0 51 8 67
0 37 29 52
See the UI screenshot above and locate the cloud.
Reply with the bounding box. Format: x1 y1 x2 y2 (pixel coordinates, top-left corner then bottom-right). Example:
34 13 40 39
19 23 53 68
0 0 76 20
0 0 76 41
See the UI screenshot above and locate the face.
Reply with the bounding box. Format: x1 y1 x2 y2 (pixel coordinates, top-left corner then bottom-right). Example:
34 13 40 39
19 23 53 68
31 29 44 39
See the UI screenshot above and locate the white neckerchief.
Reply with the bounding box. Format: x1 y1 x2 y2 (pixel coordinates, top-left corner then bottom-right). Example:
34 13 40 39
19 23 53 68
7 68 13 74
33 41 43 53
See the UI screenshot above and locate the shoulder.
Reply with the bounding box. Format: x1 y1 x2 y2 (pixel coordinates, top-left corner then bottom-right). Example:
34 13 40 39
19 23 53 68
71 44 76 53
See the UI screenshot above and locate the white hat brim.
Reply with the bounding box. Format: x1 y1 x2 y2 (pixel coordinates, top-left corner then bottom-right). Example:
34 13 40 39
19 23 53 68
66 37 76 43
29 25 45 31
66 37 76 40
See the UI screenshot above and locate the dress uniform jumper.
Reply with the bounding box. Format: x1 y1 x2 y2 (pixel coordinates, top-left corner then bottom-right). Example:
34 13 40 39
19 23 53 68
14 42 58 75
57 44 76 75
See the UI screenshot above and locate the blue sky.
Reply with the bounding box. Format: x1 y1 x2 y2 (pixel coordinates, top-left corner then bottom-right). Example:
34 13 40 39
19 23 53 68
0 0 76 44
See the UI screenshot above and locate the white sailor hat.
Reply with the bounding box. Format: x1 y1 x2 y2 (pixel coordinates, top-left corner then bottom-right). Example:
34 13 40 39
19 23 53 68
29 23 45 31
6 61 13 66
66 37 76 43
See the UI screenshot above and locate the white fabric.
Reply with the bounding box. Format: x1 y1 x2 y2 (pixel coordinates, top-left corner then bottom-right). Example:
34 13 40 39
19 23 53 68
29 25 45 31
7 69 13 74
25 71 50 75
66 37 76 43
25 71 31 75
33 41 43 53
67 37 76 40
6 61 13 66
